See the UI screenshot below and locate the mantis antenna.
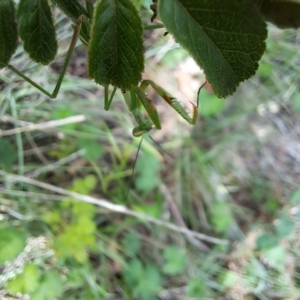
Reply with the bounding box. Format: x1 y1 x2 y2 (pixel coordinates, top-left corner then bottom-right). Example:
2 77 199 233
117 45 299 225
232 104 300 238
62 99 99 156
126 136 144 200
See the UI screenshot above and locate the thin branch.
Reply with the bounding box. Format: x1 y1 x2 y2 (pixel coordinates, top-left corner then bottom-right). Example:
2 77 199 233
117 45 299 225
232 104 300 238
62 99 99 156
0 115 86 137
0 149 85 189
25 131 49 164
0 189 64 201
0 171 228 245
25 149 86 179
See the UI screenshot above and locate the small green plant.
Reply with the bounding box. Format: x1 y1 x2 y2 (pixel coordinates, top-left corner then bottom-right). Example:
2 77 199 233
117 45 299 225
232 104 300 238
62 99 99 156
43 175 97 262
0 0 299 136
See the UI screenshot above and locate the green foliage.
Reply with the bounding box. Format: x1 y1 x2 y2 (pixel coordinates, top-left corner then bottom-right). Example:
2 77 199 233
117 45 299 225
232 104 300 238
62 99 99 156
0 0 18 67
262 244 286 270
6 263 40 295
17 0 57 65
0 227 26 264
246 258 267 283
291 92 300 112
44 176 97 263
1 1 300 299
275 214 295 238
255 211 296 271
256 234 278 250
209 201 233 232
133 0 143 9
0 0 299 134
158 0 267 98
124 259 162 300
135 154 161 192
30 271 63 300
0 139 17 170
77 137 103 161
187 278 208 298
199 89 225 117
7 264 63 300
258 61 273 78
290 187 300 204
218 270 238 290
122 232 141 257
56 214 96 262
162 246 187 275
52 108 78 130
88 0 144 90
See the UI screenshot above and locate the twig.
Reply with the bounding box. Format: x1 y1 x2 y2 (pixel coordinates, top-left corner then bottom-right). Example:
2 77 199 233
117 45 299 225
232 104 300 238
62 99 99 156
0 189 64 201
0 115 86 136
25 131 49 164
0 170 228 245
160 184 210 252
0 149 85 189
25 149 86 179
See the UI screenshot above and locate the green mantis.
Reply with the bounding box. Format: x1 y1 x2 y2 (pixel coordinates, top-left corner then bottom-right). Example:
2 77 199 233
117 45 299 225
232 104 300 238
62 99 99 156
120 80 205 137
0 0 204 137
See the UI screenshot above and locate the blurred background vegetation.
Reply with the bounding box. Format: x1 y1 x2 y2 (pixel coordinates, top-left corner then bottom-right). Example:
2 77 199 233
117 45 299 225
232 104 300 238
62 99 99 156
1 0 300 299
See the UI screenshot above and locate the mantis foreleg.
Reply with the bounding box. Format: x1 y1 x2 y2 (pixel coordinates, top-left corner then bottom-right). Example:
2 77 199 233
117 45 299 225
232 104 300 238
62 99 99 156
104 86 117 111
139 79 205 125
6 16 85 99
122 90 154 137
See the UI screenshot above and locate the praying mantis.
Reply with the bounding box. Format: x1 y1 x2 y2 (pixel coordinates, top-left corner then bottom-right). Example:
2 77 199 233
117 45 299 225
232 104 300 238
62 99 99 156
0 0 204 137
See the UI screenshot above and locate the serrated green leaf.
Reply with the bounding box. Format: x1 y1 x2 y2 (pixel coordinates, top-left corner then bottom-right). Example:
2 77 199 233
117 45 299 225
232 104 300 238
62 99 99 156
0 0 18 68
259 0 300 29
17 0 57 65
88 0 144 90
158 0 267 98
0 227 26 264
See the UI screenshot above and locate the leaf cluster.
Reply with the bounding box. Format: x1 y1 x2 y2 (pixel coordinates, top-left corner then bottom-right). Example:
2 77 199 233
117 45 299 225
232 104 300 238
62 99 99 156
1 0 299 99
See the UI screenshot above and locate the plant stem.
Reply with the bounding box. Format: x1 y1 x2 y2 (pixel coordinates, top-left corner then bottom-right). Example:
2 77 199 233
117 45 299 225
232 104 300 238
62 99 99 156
143 24 165 30
9 90 24 177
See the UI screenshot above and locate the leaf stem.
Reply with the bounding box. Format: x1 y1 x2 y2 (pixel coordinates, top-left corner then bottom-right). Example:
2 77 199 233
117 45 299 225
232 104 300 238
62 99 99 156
143 24 165 30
